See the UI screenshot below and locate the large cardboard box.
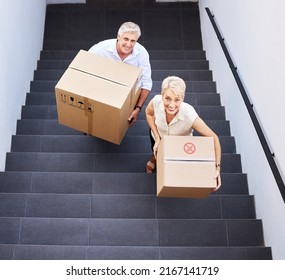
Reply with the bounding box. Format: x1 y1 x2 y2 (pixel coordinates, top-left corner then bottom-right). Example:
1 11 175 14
157 136 217 198
55 50 142 144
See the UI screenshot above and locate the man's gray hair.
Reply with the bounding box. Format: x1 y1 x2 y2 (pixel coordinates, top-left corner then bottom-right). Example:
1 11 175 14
161 76 186 97
118 22 141 38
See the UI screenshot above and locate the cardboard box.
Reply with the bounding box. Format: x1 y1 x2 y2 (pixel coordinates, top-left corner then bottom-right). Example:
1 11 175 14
55 50 142 144
157 135 217 198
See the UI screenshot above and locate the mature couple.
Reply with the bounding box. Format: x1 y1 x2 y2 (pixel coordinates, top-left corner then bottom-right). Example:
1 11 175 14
89 22 221 191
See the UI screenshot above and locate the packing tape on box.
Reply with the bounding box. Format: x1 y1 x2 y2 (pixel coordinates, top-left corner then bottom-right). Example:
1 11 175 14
84 97 93 135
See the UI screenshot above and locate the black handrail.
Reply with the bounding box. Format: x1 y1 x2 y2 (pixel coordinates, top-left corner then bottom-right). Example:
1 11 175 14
205 7 285 202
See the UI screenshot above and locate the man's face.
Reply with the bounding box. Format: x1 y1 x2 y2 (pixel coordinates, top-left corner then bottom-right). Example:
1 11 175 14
116 32 138 56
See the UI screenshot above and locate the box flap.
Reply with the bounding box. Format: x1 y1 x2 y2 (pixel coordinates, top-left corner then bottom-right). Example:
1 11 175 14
163 161 216 187
69 50 142 88
55 68 130 108
162 135 215 161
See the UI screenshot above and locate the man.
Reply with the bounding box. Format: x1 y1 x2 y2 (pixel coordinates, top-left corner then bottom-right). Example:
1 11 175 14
89 22 152 126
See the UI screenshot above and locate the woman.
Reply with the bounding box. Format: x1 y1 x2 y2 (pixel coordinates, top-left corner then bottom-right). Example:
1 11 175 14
145 76 221 191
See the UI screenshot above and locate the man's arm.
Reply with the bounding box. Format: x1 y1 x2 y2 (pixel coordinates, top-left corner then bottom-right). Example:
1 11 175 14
128 88 150 126
128 45 152 126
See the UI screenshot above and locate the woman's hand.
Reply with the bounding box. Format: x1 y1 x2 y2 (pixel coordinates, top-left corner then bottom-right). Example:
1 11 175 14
153 138 160 159
213 166 221 191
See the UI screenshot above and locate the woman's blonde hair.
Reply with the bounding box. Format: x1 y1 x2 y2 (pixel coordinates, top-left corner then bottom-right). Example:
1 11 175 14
161 76 186 97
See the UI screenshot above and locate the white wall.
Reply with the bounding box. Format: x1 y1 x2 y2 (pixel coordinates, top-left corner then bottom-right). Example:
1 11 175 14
0 1 86 172
0 0 47 171
199 0 285 259
46 0 85 3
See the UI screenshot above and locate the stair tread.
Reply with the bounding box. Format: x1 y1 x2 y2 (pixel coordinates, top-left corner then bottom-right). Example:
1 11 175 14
34 69 214 82
11 135 236 153
5 152 242 173
16 119 232 136
0 171 249 195
0 193 256 219
29 80 217 93
25 92 222 106
40 49 207 60
0 217 265 247
20 104 226 121
37 59 210 71
0 244 272 260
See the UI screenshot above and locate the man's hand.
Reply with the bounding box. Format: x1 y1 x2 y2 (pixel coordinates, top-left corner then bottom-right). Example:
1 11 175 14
128 107 140 126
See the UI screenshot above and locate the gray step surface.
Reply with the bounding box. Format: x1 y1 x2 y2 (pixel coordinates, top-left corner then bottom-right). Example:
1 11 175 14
44 40 203 51
37 59 210 70
40 49 207 61
0 172 249 195
5 152 242 173
0 193 256 219
30 80 217 93
16 119 232 136
0 217 265 247
25 92 222 106
10 135 236 153
20 105 226 120
33 69 213 82
0 244 272 260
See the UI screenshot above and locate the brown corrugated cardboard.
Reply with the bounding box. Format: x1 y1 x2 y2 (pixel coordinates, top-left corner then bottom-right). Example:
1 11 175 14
157 135 217 198
55 50 142 144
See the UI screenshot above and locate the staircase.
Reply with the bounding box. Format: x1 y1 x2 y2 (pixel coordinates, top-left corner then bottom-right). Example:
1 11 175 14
0 1 272 260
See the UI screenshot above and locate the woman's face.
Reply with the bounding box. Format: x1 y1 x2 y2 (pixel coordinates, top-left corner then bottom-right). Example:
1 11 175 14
162 89 184 116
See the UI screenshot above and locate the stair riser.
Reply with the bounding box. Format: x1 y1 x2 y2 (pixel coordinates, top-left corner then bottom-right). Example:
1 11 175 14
0 193 256 219
16 119 232 136
0 244 272 260
20 105 225 120
37 60 210 71
0 218 265 247
40 50 206 61
11 135 236 153
30 81 217 93
33 69 213 82
26 92 221 106
0 172 248 195
5 153 242 173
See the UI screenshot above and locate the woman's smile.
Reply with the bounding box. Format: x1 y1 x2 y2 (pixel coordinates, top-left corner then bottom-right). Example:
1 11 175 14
163 89 183 115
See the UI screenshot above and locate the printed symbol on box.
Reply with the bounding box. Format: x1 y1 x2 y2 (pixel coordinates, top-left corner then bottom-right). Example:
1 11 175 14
77 99 85 110
184 142 196 154
60 93 67 103
87 103 93 112
68 96 76 107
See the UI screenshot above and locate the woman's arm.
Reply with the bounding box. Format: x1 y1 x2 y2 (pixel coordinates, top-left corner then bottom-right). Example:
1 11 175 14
192 117 222 190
